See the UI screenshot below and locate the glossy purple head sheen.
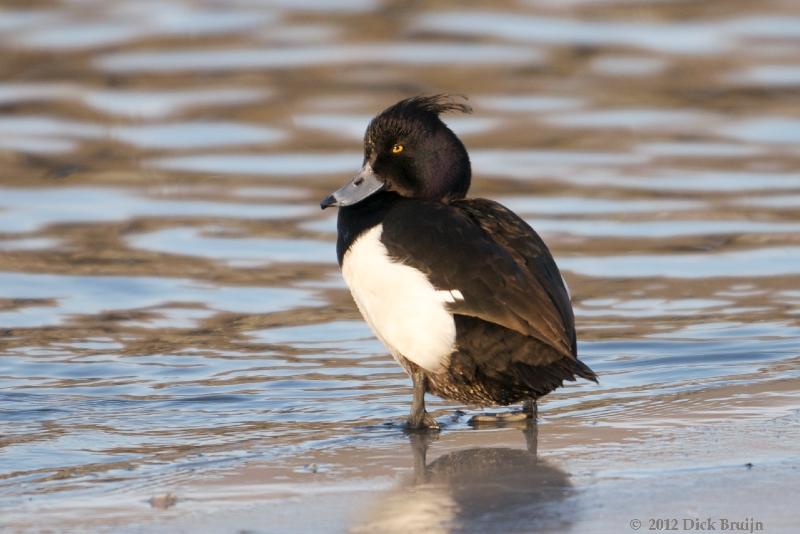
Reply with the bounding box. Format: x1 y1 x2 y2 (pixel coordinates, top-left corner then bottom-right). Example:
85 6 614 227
364 95 472 201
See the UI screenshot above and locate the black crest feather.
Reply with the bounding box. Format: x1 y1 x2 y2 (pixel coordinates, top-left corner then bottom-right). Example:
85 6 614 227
368 94 472 141
385 94 472 118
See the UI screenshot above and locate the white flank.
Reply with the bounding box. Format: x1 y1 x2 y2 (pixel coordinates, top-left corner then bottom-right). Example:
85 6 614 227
341 225 457 373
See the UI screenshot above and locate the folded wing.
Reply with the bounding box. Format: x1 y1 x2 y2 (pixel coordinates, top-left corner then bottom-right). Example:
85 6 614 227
380 199 576 359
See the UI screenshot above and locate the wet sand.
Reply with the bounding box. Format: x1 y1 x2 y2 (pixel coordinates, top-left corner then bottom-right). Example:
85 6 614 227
166 410 800 534
5 377 799 532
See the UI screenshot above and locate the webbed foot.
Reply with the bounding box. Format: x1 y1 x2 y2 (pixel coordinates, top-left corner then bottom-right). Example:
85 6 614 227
469 399 538 426
469 411 528 425
406 410 440 431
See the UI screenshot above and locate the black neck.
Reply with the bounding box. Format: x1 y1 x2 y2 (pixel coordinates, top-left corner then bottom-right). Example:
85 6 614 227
336 191 402 265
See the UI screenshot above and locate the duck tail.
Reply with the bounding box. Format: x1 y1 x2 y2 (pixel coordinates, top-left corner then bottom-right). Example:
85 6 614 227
573 358 599 384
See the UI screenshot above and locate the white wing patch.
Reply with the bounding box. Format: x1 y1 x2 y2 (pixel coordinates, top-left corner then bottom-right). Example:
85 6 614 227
561 274 572 301
341 225 457 373
436 289 464 303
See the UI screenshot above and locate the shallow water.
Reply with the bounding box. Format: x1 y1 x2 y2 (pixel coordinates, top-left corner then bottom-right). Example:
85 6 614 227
1 0 800 532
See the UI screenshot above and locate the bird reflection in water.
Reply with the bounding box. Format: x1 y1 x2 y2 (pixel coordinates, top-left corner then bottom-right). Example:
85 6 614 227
353 423 574 533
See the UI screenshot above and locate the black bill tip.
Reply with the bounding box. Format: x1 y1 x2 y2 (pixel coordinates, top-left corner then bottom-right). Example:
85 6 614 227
320 194 337 210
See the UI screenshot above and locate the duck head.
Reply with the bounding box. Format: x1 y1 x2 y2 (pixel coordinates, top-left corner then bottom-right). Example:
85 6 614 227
321 95 472 209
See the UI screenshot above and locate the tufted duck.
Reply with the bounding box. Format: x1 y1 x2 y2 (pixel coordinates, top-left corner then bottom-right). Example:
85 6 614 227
321 95 597 430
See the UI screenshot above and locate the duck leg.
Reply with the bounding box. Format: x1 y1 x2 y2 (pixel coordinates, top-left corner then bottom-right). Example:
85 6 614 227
407 369 439 431
523 398 538 420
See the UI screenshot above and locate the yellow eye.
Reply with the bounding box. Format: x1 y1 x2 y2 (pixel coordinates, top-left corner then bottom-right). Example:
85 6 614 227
391 144 404 154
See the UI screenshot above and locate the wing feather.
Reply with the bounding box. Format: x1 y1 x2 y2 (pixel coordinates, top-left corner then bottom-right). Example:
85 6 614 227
380 199 576 358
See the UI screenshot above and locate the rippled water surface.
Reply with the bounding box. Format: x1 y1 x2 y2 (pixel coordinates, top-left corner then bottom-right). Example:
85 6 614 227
1 0 800 532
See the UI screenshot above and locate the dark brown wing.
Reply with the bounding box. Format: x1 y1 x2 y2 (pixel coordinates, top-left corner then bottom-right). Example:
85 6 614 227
455 198 577 355
380 199 576 358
